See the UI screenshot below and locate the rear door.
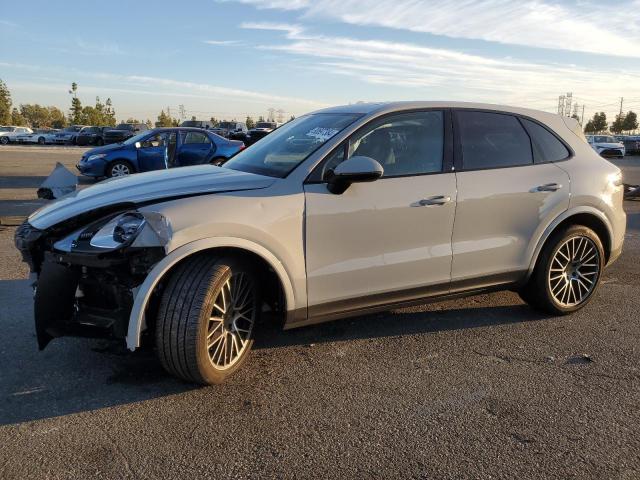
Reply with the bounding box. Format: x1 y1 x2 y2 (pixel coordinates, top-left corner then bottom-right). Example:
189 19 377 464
177 131 215 166
450 110 571 287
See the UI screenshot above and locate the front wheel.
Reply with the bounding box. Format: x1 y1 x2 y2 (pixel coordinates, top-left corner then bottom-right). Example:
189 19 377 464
519 225 604 315
38 136 46 145
155 255 259 384
107 160 134 177
0 137 9 145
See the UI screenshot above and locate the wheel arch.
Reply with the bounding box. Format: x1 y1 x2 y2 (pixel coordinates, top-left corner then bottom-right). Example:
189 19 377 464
126 237 297 350
526 207 613 281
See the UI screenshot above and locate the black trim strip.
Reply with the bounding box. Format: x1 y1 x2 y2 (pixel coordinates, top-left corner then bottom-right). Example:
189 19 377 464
286 271 526 329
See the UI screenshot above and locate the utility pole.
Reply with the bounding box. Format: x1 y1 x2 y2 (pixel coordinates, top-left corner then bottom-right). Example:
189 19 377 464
581 104 585 125
557 95 565 115
564 92 573 117
619 97 624 117
179 104 186 120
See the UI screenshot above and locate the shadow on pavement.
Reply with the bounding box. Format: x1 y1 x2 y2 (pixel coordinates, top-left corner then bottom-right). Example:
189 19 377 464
0 276 548 426
255 303 548 350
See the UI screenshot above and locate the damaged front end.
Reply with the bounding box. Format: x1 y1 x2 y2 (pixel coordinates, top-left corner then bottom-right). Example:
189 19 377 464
15 211 170 349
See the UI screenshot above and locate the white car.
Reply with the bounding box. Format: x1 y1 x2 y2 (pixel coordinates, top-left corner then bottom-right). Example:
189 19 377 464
586 135 625 158
16 129 59 145
16 102 626 385
0 126 33 145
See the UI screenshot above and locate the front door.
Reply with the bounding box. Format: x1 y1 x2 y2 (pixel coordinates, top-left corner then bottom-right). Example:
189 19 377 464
304 110 457 319
137 132 176 172
450 110 571 286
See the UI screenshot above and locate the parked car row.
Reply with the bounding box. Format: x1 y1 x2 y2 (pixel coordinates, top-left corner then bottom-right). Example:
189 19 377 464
1 119 284 147
76 127 245 178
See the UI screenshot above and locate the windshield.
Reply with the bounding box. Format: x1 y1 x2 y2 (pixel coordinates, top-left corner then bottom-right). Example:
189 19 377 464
115 124 134 131
595 136 617 143
218 122 234 130
223 113 360 178
123 131 153 145
256 122 276 129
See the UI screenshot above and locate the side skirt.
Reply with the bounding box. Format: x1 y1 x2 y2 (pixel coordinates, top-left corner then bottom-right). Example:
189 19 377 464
284 271 526 330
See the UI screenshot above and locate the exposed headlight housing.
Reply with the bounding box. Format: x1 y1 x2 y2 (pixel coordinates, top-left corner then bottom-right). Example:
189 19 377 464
90 212 146 249
87 153 107 162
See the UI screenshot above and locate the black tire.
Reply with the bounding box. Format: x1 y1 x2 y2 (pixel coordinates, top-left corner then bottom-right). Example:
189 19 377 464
519 225 605 315
155 255 260 384
0 137 9 145
37 136 46 145
106 160 134 177
96 137 104 146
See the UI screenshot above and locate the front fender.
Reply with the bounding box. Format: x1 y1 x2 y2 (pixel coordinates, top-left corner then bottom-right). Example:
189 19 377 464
126 236 297 350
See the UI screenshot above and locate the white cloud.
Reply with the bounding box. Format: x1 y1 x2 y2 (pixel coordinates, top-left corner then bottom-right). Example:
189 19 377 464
241 23 640 116
233 0 640 58
203 40 242 46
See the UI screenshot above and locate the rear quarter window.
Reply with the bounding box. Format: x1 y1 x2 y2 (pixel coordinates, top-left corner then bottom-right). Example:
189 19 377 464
520 119 570 162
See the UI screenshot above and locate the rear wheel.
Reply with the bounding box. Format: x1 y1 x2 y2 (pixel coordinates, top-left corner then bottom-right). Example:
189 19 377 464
37 136 46 145
155 255 259 384
107 160 134 177
519 225 604 315
96 138 104 146
0 137 9 145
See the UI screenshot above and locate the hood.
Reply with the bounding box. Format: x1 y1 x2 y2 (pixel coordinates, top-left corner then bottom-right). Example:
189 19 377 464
28 165 276 229
83 142 126 156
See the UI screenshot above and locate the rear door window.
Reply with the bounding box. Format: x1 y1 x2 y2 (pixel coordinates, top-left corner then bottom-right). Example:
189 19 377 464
520 119 570 163
457 111 533 169
184 132 211 144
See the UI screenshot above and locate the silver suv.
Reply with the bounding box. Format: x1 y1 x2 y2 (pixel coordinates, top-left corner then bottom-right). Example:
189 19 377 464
15 102 626 384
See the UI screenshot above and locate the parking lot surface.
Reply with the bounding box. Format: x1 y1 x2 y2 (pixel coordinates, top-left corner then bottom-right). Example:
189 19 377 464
0 146 639 479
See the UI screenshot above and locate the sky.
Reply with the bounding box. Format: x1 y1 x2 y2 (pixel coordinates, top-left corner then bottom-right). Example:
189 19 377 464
1 0 640 124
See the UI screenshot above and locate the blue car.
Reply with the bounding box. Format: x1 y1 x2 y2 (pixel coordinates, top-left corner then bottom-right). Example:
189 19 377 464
76 127 245 178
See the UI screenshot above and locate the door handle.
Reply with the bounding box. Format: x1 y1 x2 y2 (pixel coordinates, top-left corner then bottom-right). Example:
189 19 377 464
533 183 562 192
412 195 451 207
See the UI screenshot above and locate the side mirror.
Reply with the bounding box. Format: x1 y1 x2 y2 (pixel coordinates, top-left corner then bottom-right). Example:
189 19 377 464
134 141 141 149
326 156 384 194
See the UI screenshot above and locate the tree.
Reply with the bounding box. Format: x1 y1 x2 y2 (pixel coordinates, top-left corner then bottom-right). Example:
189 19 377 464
125 117 141 124
622 111 638 133
584 120 595 134
11 108 26 126
19 104 50 128
145 119 153 129
104 98 116 126
209 117 220 127
289 115 295 122
585 112 607 133
0 79 11 125
611 114 625 134
69 82 83 124
245 116 255 129
258 115 265 122
48 106 67 128
157 109 175 127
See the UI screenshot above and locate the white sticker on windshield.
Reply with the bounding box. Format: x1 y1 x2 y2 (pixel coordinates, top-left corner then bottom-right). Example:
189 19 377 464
306 127 339 142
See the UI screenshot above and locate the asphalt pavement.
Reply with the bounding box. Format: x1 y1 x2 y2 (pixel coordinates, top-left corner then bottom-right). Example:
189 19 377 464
0 146 639 479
